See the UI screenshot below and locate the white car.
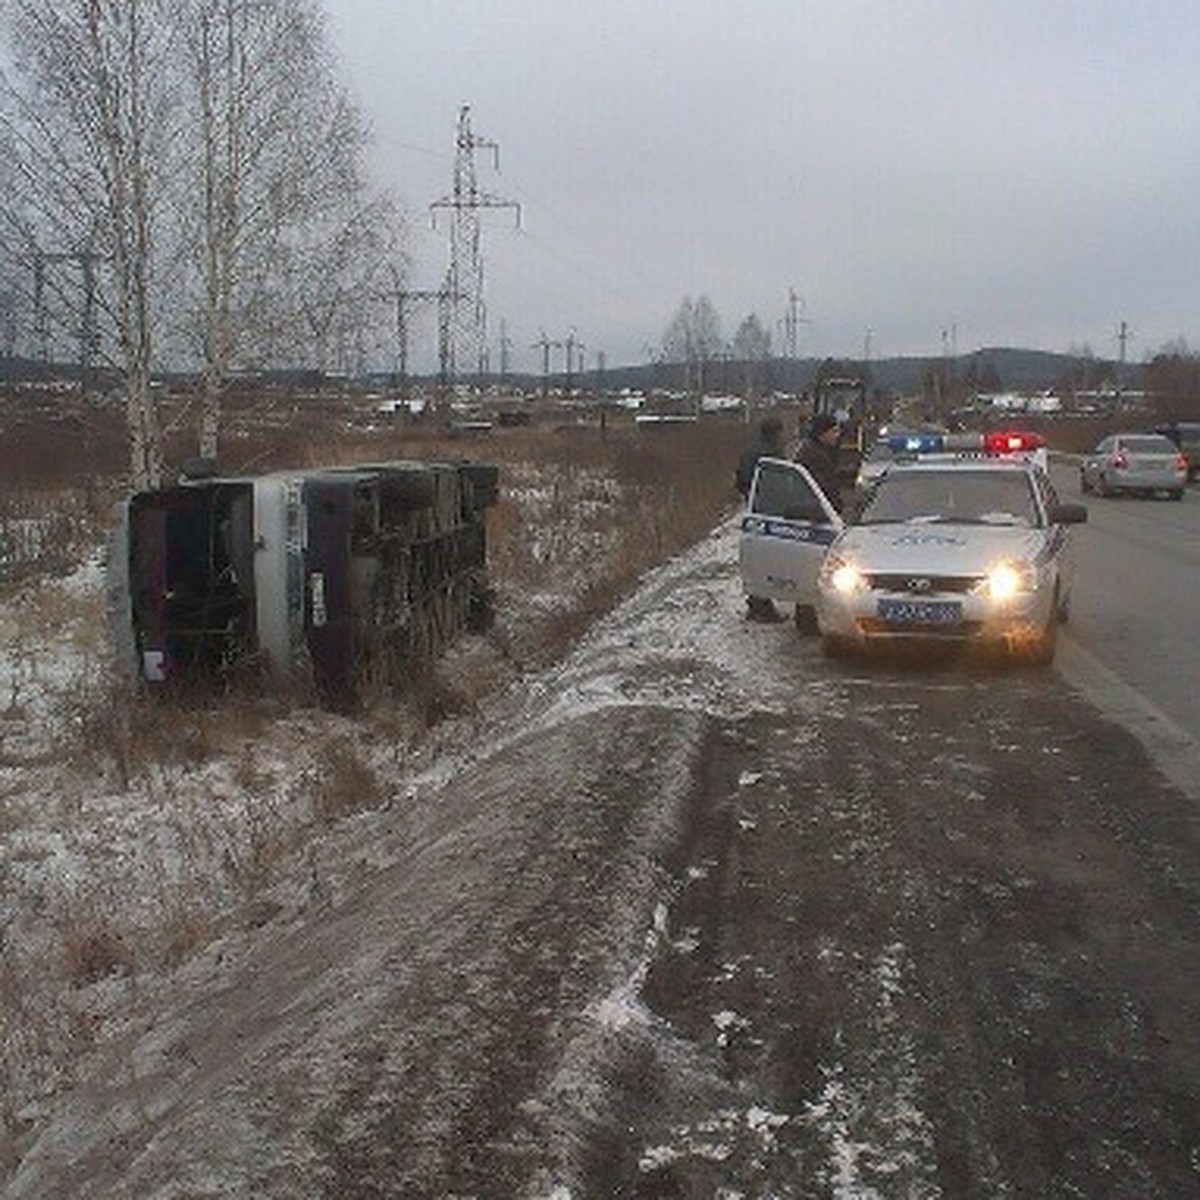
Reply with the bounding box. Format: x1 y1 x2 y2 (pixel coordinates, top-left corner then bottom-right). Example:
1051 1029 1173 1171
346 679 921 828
1079 432 1187 499
739 437 1087 663
818 457 1087 663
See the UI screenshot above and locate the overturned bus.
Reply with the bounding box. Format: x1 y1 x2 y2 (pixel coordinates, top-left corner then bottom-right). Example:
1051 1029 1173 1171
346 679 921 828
107 459 499 709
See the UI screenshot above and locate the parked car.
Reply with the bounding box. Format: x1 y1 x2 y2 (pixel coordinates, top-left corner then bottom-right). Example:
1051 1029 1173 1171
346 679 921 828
1154 421 1200 481
738 431 1086 663
1079 433 1187 499
817 456 1087 664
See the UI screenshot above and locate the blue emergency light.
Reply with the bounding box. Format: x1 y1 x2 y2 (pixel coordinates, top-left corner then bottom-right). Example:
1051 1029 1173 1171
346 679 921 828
886 432 944 454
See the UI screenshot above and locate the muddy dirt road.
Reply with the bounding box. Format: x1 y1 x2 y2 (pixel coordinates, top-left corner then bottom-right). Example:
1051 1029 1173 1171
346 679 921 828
8 521 1200 1198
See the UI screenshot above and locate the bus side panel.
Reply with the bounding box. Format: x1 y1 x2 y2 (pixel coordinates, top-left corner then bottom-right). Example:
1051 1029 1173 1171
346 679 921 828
251 478 297 679
303 478 356 707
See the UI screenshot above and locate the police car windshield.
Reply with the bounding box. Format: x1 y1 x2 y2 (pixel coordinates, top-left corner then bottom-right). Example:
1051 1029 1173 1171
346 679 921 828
857 468 1037 528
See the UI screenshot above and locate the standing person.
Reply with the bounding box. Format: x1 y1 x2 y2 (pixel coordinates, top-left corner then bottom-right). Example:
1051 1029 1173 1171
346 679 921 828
796 412 844 514
735 415 786 499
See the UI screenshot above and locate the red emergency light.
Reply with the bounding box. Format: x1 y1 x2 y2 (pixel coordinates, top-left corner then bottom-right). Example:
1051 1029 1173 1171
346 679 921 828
983 430 1044 455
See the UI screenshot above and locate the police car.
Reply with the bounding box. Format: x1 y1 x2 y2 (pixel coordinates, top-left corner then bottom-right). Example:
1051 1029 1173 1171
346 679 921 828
739 431 1087 663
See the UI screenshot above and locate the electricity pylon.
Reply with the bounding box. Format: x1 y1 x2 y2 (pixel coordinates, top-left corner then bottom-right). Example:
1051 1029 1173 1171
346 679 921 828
33 245 107 385
430 105 520 392
532 329 562 399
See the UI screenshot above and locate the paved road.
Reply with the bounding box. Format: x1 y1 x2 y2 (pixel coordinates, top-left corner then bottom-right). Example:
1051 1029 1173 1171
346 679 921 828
8 521 1200 1198
1049 460 1200 750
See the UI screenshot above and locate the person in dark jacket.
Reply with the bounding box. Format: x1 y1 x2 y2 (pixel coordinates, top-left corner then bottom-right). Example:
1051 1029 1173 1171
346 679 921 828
735 415 786 499
795 412 844 513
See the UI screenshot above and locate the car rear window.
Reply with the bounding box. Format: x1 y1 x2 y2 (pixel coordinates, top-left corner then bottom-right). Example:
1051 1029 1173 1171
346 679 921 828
1121 435 1178 454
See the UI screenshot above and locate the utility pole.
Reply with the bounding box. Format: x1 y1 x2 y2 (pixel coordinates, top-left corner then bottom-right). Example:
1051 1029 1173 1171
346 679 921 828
781 288 812 396
33 254 47 363
384 272 445 407
782 288 799 358
563 328 584 399
436 280 468 408
430 105 520 398
1116 320 1133 397
781 287 813 356
498 319 513 382
532 329 562 400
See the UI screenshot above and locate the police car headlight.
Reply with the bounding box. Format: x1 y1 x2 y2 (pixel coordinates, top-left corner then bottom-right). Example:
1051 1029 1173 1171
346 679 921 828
822 555 867 595
983 561 1034 602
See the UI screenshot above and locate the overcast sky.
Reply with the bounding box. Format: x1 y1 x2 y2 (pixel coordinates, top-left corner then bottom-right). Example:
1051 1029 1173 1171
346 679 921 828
321 0 1200 373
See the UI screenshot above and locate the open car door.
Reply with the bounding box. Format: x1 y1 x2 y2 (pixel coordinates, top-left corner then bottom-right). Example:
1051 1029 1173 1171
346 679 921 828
739 457 843 613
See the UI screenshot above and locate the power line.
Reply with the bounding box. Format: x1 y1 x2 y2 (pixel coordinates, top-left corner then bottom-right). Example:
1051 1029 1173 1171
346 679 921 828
378 271 449 401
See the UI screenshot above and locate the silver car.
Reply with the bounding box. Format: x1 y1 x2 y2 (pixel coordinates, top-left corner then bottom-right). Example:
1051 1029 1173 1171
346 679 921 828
816 458 1087 664
1080 433 1187 499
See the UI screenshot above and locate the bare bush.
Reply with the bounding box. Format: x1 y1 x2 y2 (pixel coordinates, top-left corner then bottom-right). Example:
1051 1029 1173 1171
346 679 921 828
308 734 383 825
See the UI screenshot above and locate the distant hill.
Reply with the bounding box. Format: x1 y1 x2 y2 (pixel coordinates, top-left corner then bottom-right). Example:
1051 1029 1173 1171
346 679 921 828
859 347 1138 396
583 347 1138 398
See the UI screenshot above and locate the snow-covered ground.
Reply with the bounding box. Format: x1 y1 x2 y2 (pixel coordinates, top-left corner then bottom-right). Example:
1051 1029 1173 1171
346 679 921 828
7 505 1200 1196
0 449 739 1177
0 499 733 1177
1 516 819 1196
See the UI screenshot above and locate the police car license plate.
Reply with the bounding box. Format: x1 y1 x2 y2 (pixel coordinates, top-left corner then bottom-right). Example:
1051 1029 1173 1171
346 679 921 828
877 598 961 625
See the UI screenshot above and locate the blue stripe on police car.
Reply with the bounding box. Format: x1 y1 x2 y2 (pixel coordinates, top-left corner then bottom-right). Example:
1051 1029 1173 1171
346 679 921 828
741 515 839 545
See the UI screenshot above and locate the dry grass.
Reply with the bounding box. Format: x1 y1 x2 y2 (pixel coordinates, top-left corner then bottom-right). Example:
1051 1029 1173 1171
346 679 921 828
0 396 753 1170
308 733 385 825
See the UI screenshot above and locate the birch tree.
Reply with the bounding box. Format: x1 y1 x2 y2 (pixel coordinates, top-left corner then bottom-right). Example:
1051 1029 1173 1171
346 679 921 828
1 0 180 487
662 294 723 400
733 312 771 406
178 0 394 455
283 195 406 376
2 0 396 481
